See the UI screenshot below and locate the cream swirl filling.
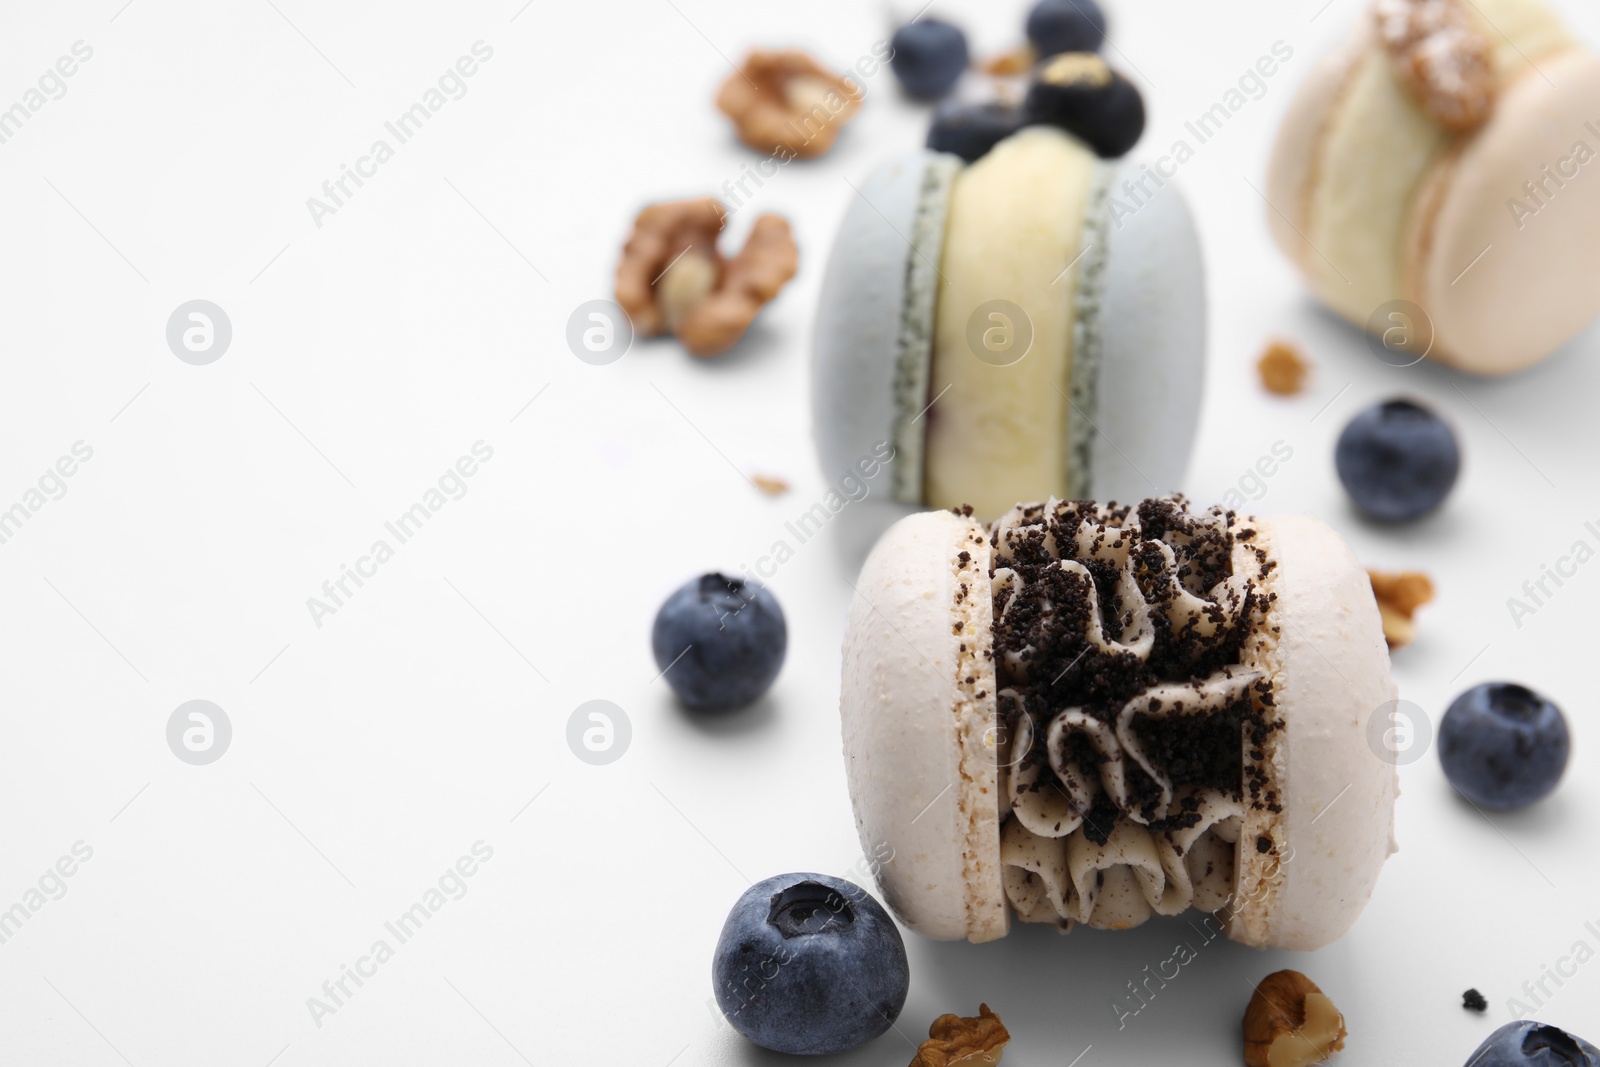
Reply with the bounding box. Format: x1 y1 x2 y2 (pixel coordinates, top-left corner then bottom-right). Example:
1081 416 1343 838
988 497 1275 932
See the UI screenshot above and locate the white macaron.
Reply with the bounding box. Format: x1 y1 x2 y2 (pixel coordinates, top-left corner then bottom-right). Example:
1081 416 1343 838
839 498 1399 951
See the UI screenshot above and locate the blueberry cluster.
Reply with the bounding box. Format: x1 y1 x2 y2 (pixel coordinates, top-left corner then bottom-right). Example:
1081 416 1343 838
885 1 1146 163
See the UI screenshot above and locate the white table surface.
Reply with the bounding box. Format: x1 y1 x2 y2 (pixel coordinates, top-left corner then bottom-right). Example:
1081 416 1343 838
1 0 1598 1064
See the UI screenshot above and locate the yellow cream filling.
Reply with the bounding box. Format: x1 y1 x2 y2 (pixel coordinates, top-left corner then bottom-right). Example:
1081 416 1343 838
923 127 1097 518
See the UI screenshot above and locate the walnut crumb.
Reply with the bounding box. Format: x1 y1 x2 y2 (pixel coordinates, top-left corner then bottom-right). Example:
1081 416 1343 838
1257 340 1312 396
981 45 1036 76
751 473 790 496
1368 569 1435 649
1243 971 1346 1067
909 1004 1010 1067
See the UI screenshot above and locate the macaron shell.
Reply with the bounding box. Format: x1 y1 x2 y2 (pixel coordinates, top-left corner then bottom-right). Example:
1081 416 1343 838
812 150 953 498
1411 48 1600 374
1089 164 1207 499
1232 514 1399 951
839 510 1008 942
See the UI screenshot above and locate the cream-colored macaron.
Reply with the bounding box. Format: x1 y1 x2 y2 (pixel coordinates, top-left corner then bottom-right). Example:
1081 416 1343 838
839 498 1398 950
1267 0 1600 374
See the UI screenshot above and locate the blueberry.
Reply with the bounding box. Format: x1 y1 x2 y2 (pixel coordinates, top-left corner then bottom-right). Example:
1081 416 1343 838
1026 0 1108 58
712 873 909 1055
1439 683 1570 809
890 19 969 100
1464 1021 1599 1067
1334 398 1461 521
927 99 1024 162
652 574 785 711
1021 53 1145 158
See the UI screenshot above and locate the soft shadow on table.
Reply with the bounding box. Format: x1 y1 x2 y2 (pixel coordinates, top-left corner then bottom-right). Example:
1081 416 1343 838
672 690 781 738
685 317 788 371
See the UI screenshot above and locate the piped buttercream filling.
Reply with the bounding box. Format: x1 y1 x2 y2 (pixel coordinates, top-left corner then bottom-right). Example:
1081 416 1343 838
987 497 1279 931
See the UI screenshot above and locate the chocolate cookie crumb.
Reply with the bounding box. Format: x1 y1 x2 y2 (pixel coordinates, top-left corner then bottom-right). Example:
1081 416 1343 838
990 497 1271 839
1462 988 1487 1012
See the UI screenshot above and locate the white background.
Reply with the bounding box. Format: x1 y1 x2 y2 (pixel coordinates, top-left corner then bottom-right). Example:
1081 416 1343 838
0 0 1597 1064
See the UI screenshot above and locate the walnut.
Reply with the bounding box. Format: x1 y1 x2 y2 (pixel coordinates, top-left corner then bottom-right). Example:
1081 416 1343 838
981 46 1036 76
1257 340 1312 396
1368 568 1435 649
1243 970 1347 1067
1373 0 1494 132
909 1004 1010 1067
716 49 863 159
1038 52 1114 90
751 473 790 496
614 198 798 358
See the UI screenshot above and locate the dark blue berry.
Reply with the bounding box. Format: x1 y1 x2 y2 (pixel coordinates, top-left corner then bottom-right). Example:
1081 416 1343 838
927 99 1024 162
1439 683 1570 809
712 873 909 1055
652 574 785 711
1022 53 1145 157
890 19 969 100
1335 398 1461 521
1464 1021 1599 1067
1026 0 1107 58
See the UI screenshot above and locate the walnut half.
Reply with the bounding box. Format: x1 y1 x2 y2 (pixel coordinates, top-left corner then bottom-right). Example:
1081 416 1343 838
1243 971 1347 1067
716 49 863 160
613 198 798 358
1373 0 1494 132
909 1004 1010 1067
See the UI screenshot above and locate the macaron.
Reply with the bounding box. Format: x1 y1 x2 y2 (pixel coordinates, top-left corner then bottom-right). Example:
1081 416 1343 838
812 127 1206 520
839 497 1399 950
1267 0 1600 375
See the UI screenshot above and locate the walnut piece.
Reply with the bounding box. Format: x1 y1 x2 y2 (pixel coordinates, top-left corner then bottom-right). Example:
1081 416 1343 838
1038 52 1114 89
1243 971 1347 1067
909 1004 1010 1067
751 473 790 496
1368 569 1435 649
717 49 863 159
1373 0 1494 132
981 45 1036 76
613 198 797 358
1257 340 1312 396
